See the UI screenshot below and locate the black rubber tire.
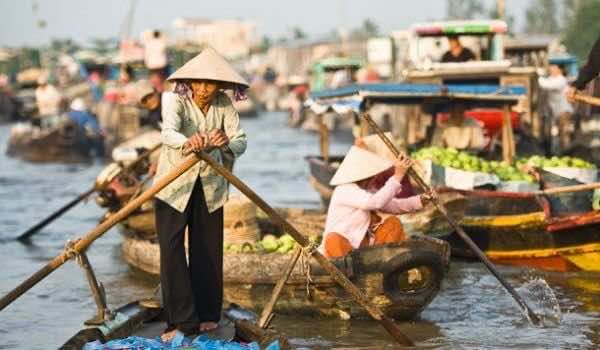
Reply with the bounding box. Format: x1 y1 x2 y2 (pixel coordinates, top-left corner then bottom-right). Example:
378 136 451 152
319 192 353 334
382 249 446 308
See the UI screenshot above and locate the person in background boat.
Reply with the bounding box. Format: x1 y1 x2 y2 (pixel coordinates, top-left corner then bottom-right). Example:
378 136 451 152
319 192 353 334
539 64 574 151
67 98 104 156
136 79 162 130
88 71 104 103
149 68 167 94
34 73 63 122
441 35 476 63
320 146 434 258
118 65 138 105
153 47 248 341
566 35 600 102
431 103 487 152
143 29 168 75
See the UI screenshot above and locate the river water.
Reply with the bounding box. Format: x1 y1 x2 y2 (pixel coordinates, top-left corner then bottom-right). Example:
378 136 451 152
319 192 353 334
1 112 600 349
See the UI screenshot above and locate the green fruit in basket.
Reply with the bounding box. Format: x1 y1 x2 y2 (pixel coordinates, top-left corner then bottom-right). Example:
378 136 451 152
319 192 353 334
447 148 458 155
481 163 491 173
441 159 452 167
262 240 279 252
572 159 586 168
489 161 500 169
524 174 535 183
229 244 242 254
262 234 277 242
242 243 254 253
253 242 265 253
450 160 461 169
279 234 295 244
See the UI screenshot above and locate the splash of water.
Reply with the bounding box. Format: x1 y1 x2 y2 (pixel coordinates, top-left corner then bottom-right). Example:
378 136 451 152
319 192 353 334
517 278 562 327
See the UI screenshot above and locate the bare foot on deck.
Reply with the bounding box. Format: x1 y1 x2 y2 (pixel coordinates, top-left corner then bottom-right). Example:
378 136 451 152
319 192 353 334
199 321 218 332
161 329 178 342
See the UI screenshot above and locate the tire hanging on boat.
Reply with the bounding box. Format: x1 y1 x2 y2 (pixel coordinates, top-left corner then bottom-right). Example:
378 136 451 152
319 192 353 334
382 249 446 308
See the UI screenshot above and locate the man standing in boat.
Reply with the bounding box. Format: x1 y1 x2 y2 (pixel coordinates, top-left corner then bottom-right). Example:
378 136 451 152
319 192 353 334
566 35 600 102
441 35 476 63
153 46 248 341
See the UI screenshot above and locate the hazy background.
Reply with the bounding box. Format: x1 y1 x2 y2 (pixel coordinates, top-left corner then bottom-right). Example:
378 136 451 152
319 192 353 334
0 0 533 47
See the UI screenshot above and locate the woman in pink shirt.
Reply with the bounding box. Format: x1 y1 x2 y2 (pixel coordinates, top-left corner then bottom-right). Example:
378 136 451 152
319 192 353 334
320 146 434 258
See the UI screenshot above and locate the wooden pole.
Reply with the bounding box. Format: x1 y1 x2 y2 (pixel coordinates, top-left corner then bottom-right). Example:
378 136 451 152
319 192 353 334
501 105 515 164
0 152 198 312
258 246 302 329
196 151 414 346
574 94 600 107
535 181 600 195
361 113 542 326
16 143 162 242
318 117 330 163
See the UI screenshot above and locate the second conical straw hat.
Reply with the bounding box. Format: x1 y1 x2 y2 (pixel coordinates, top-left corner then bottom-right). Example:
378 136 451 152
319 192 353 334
329 146 394 186
167 46 249 89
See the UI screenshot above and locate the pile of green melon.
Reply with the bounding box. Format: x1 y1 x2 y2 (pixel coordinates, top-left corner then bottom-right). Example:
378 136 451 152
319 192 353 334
517 155 596 169
412 147 535 182
224 234 321 254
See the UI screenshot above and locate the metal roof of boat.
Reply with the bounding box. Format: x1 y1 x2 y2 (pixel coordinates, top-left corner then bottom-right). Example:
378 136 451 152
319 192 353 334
307 82 526 115
412 20 508 36
310 83 526 100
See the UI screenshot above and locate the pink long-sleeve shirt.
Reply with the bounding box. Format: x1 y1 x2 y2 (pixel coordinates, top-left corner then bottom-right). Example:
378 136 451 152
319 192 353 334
319 176 423 251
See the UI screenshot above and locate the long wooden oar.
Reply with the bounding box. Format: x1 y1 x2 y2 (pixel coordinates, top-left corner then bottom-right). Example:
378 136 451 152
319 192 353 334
362 113 542 325
0 152 197 312
574 93 600 107
16 143 162 242
258 246 302 328
535 181 600 196
196 151 414 346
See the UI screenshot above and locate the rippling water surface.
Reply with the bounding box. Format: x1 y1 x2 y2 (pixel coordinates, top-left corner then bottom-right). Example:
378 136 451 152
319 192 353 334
1 112 600 349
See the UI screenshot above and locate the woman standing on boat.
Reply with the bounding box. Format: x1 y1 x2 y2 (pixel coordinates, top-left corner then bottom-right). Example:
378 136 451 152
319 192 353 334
153 47 248 341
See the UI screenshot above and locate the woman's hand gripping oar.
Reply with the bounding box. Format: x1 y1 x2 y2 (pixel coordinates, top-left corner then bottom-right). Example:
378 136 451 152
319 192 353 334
16 143 162 242
573 93 600 107
0 150 199 312
361 113 542 326
195 151 414 346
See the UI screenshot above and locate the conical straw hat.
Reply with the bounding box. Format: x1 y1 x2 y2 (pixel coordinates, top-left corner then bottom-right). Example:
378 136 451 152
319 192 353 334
167 46 249 89
330 146 394 186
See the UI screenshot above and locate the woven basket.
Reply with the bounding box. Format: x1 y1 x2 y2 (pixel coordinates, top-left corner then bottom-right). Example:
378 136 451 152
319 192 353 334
224 196 260 243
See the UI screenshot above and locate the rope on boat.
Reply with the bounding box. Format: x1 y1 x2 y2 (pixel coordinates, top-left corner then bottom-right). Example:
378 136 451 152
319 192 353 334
300 241 319 297
64 239 84 265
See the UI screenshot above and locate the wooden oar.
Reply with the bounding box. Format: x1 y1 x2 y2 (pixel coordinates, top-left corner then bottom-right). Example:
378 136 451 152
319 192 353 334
362 113 542 326
574 94 600 107
0 152 197 312
258 246 302 328
16 143 162 242
196 151 414 346
535 181 600 196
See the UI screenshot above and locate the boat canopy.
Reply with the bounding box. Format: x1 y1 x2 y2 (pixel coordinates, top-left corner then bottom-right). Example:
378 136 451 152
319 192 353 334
412 20 508 37
307 82 526 115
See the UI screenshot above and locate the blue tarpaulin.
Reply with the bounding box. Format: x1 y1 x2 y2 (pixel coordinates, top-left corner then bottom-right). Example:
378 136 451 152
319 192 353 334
83 333 280 350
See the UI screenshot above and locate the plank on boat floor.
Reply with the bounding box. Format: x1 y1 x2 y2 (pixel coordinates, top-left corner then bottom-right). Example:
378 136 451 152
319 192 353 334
132 319 236 340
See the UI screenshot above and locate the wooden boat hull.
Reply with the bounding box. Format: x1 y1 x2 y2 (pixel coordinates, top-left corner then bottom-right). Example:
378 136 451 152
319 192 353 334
305 154 342 206
121 232 450 321
6 124 95 163
60 302 290 349
447 190 600 272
